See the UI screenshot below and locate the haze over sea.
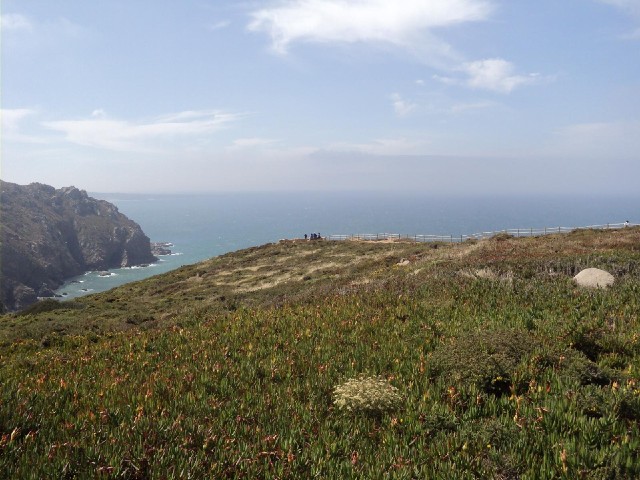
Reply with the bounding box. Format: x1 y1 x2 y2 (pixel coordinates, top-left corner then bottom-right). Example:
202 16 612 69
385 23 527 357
56 192 639 299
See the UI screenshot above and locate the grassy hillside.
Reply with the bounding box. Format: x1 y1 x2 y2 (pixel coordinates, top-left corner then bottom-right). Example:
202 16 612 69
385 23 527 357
1 228 640 478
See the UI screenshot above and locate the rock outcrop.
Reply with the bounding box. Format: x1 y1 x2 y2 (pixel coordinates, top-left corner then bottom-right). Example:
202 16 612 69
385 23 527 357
151 242 173 256
0 181 157 311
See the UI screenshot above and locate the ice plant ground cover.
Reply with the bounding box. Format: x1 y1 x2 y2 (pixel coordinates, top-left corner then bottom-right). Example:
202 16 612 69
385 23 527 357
1 227 640 478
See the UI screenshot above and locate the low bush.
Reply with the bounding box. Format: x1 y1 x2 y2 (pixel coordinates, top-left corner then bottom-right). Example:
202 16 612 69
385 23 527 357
429 329 539 395
15 299 72 317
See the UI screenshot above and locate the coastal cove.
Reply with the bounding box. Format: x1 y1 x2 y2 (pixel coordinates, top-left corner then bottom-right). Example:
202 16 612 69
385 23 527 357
55 192 639 299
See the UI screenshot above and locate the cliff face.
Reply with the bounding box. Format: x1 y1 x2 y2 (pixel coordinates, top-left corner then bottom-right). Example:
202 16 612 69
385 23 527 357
0 181 157 311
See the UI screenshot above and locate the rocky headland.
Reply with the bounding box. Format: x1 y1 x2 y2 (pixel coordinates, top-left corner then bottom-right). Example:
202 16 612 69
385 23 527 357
0 181 157 311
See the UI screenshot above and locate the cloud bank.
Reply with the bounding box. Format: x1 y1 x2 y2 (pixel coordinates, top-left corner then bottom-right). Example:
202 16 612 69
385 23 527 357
43 110 242 152
552 120 640 159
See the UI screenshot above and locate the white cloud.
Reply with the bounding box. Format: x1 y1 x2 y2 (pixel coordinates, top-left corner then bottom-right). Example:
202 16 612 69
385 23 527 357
209 20 231 31
597 0 640 37
464 59 541 92
248 0 492 65
43 110 243 152
1 108 35 129
449 101 496 114
329 137 427 155
391 93 417 117
0 108 48 143
227 137 279 151
1 13 33 31
248 2 548 93
597 0 640 15
1 14 86 54
435 58 542 93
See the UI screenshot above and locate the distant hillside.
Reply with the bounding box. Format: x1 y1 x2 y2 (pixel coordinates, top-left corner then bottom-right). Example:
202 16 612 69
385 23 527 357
0 181 156 311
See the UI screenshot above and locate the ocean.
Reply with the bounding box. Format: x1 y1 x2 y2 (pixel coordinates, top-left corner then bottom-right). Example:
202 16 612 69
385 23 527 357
55 192 639 299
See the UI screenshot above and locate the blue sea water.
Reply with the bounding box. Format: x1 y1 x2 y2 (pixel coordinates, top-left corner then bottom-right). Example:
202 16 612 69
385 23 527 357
56 192 639 299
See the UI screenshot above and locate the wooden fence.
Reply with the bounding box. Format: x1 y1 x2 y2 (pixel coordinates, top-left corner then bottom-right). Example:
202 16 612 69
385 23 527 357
327 222 637 243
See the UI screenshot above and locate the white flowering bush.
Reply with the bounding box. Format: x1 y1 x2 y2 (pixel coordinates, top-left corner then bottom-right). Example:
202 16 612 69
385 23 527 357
333 375 403 415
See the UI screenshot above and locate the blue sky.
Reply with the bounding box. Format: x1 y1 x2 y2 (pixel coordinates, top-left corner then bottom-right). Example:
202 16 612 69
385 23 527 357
2 0 639 194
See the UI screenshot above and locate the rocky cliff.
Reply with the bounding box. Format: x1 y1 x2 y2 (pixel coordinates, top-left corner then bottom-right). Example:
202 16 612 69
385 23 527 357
0 181 157 311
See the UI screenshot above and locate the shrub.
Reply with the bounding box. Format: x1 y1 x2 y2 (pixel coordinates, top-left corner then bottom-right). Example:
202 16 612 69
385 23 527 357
492 232 513 241
430 327 620 398
429 329 539 395
16 299 69 317
577 384 640 421
333 375 403 416
556 348 616 386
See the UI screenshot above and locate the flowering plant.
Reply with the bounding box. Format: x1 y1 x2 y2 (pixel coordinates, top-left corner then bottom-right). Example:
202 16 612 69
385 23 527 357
333 375 403 415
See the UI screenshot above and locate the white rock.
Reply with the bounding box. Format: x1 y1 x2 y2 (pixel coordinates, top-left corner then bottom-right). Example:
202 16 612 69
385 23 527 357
573 268 614 289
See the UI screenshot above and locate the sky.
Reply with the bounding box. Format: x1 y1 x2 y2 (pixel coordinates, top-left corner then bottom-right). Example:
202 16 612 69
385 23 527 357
1 0 639 194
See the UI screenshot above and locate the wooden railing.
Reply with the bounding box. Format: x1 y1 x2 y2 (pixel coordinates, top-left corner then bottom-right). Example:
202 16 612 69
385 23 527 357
327 222 637 243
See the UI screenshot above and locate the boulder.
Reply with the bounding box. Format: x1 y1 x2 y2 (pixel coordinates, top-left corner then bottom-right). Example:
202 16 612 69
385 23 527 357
573 268 615 289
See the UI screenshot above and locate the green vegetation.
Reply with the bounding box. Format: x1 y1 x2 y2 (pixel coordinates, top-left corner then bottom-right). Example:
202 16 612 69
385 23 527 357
1 228 640 478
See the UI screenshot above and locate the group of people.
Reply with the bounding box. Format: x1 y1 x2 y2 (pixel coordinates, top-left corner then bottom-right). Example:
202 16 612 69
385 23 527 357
304 233 322 240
